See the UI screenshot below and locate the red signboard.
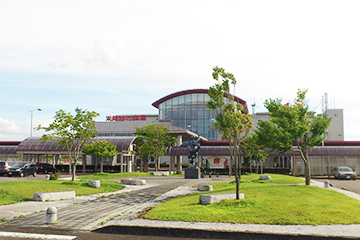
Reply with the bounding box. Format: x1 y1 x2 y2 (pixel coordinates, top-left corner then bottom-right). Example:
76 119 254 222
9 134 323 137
106 115 146 122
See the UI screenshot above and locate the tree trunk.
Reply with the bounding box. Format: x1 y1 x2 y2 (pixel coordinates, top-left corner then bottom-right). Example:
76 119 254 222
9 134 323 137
69 157 72 176
249 154 253 174
100 158 104 173
299 147 311 185
155 157 159 172
94 157 98 173
71 161 76 181
234 143 240 200
228 155 233 176
235 154 240 200
304 157 311 185
140 158 143 172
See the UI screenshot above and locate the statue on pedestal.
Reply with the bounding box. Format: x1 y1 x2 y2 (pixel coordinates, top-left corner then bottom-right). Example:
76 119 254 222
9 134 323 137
180 135 201 168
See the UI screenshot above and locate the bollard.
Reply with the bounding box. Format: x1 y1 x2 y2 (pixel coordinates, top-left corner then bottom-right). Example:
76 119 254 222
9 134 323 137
324 180 330 188
46 207 57 224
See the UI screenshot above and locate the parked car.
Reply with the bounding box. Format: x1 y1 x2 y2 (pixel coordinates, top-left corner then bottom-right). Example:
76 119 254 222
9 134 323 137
7 162 38 177
36 163 57 174
0 161 16 176
333 166 356 180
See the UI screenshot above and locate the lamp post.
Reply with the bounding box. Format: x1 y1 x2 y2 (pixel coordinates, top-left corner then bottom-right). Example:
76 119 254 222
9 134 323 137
29 108 42 137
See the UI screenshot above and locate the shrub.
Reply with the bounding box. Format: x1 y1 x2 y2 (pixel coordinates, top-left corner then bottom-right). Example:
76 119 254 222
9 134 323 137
50 171 61 180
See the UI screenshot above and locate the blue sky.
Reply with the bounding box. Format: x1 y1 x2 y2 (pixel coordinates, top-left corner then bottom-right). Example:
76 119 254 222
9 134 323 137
1 0 360 141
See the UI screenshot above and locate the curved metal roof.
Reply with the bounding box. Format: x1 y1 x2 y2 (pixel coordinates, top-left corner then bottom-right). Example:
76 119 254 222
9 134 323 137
167 146 360 156
152 89 249 114
16 137 136 153
167 146 231 156
0 146 18 154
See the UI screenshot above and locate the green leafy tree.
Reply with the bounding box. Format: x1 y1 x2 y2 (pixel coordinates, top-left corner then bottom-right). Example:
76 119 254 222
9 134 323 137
83 140 118 173
255 89 331 185
240 134 268 174
37 109 99 181
206 66 253 199
134 121 177 172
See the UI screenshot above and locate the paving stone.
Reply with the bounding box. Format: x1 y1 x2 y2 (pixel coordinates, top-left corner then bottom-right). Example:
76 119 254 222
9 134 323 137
6 181 186 230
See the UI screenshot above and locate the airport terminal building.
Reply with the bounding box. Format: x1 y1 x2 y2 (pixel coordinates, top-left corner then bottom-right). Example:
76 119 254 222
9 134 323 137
1 88 359 176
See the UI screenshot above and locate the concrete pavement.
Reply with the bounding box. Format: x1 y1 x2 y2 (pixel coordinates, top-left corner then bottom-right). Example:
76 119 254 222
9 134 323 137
0 176 360 239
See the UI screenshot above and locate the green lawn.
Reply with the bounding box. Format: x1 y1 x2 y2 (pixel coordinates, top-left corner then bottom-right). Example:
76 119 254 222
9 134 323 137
78 172 183 180
144 175 360 225
241 173 305 184
0 180 124 205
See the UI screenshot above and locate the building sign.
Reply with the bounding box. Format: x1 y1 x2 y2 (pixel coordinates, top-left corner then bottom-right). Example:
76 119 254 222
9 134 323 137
106 115 146 122
206 156 228 169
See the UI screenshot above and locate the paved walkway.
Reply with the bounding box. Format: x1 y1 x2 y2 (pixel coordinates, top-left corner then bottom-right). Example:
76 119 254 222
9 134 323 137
1 176 360 239
4 178 188 230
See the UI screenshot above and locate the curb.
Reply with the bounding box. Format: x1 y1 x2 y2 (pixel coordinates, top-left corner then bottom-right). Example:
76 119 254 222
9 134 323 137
94 225 351 240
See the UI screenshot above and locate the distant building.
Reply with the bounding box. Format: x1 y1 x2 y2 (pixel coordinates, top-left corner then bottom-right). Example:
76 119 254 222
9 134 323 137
0 88 354 176
251 109 344 141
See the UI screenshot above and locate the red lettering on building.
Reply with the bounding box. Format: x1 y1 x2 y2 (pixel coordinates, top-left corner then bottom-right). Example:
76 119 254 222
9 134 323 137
106 115 147 122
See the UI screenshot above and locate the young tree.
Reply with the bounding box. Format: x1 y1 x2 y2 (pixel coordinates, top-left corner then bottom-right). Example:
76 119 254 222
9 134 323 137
206 66 253 199
82 140 118 173
240 134 268 174
134 121 177 172
255 89 331 185
37 109 99 181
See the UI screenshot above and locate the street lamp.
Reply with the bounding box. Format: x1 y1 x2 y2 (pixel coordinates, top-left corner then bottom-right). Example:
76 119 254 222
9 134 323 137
29 108 42 137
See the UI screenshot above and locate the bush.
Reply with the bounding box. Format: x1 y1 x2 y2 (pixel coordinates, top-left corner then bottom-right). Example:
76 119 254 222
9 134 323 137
50 171 61 180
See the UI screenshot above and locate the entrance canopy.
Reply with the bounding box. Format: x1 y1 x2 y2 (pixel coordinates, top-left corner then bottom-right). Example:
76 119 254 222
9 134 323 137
15 137 136 154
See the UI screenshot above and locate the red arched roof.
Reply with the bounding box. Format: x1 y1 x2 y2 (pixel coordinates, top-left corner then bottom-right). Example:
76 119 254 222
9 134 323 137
152 89 248 114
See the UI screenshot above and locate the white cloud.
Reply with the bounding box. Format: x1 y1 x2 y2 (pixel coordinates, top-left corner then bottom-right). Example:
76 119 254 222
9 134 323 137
1 0 360 140
0 117 23 134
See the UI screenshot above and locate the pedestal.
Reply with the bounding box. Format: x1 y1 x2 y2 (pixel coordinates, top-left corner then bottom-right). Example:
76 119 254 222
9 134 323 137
185 167 200 179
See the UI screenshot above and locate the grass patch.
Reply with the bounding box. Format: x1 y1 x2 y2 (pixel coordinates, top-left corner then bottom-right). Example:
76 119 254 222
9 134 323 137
241 173 305 184
0 180 124 205
78 172 183 180
78 172 152 179
143 176 360 225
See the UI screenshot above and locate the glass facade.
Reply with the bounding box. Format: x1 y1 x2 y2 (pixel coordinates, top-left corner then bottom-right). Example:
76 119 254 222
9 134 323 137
158 93 218 140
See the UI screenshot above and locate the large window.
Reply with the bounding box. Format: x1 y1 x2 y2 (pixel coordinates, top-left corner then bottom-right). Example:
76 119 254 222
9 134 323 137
158 93 218 140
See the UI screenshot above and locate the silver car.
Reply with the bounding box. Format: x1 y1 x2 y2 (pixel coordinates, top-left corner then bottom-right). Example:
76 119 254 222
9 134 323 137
333 166 356 180
0 161 16 176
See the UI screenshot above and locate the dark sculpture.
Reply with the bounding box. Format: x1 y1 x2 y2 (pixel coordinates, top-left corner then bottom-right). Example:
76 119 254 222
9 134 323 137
180 135 201 168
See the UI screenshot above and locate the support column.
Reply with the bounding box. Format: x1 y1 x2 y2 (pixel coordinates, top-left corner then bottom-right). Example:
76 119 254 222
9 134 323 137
176 155 182 173
169 155 174 174
198 155 203 168
132 155 136 172
120 153 123 173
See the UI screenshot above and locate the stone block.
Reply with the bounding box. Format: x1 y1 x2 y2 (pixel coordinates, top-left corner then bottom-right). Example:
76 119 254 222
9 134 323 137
197 183 213 191
33 191 76 202
46 207 57 224
185 168 200 179
151 172 169 176
89 179 101 188
259 175 271 180
199 193 244 205
120 178 147 185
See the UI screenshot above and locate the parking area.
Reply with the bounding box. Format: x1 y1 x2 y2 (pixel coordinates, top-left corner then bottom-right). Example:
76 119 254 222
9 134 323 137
0 174 50 182
313 176 360 194
0 172 72 182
